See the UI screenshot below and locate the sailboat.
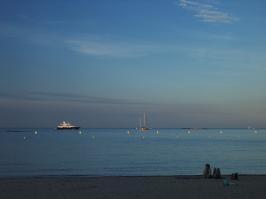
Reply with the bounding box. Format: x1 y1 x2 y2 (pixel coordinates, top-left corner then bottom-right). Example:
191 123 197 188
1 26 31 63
138 112 150 131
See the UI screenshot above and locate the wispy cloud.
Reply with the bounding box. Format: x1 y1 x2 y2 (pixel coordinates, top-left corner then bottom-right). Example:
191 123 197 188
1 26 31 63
65 39 160 58
0 91 151 105
0 21 162 58
175 0 237 23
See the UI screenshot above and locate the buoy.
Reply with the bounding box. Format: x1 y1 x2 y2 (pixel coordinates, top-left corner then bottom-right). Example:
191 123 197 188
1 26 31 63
79 130 82 134
23 137 27 140
187 130 191 134
219 130 223 134
34 131 38 134
156 130 159 135
127 130 130 135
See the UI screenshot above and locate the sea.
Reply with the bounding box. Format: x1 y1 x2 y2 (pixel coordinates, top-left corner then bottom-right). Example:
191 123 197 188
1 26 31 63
0 128 266 177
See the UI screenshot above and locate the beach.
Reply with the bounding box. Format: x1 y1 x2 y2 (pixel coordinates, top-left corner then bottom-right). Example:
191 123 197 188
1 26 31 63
1 175 266 199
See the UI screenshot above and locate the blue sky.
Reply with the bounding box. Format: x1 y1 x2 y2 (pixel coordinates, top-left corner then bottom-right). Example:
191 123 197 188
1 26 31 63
1 0 266 128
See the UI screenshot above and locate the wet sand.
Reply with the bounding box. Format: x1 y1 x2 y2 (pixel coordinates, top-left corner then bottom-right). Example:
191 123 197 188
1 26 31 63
0 175 266 199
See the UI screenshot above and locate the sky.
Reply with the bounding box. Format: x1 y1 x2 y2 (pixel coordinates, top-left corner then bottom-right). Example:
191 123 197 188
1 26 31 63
1 0 266 128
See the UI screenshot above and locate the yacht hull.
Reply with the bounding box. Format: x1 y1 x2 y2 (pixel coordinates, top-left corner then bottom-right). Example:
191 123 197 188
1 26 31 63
57 127 80 130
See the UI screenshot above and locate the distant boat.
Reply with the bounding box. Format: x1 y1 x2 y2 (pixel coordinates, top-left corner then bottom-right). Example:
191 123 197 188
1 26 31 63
138 112 150 132
57 121 80 130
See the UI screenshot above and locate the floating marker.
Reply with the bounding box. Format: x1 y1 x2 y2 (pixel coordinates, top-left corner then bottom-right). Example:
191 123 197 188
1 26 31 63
34 131 38 134
23 137 27 140
219 130 223 134
127 130 130 135
79 130 82 134
187 130 191 134
254 130 258 134
156 130 159 135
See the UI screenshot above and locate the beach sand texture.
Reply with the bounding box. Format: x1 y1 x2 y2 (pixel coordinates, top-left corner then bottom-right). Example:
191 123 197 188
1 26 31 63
0 175 266 199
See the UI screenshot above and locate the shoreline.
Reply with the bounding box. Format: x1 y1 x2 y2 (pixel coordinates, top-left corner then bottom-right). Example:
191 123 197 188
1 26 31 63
1 175 266 199
1 173 266 178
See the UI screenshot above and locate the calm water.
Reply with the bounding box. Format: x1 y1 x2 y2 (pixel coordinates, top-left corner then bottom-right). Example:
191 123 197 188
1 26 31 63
0 128 266 177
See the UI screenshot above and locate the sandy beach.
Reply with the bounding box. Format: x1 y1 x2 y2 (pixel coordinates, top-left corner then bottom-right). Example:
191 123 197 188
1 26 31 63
1 175 266 199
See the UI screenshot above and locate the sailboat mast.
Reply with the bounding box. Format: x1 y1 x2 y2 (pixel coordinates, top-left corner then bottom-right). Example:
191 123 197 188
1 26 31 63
143 112 146 127
139 118 142 128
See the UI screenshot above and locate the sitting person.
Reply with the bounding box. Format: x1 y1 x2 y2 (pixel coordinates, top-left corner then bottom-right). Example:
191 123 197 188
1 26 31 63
203 164 212 178
231 173 238 180
213 168 221 179
213 167 217 177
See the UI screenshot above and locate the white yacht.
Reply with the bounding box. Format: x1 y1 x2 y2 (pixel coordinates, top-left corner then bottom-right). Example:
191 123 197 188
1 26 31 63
57 121 80 130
